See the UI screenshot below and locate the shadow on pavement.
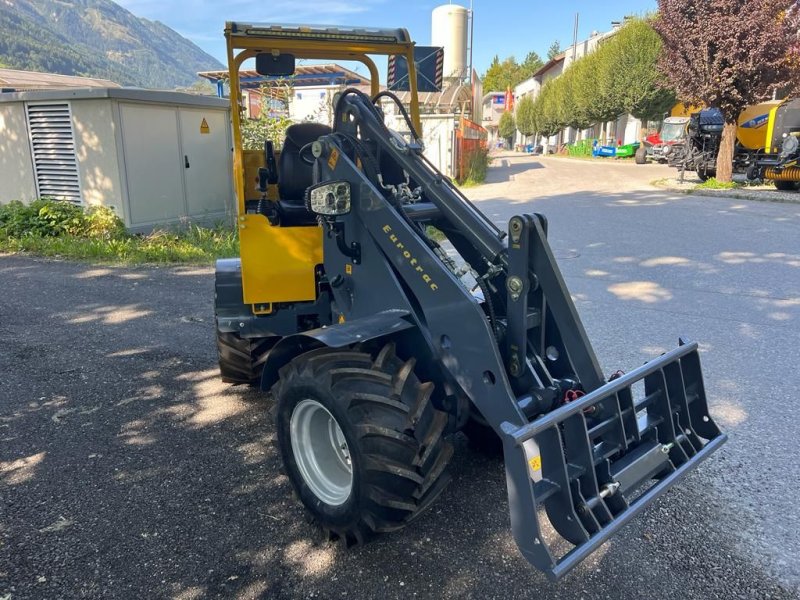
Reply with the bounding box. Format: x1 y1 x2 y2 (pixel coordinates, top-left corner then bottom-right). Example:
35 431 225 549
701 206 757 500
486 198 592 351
0 238 797 598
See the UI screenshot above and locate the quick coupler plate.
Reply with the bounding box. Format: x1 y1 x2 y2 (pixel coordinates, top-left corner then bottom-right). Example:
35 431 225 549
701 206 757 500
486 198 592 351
500 340 727 580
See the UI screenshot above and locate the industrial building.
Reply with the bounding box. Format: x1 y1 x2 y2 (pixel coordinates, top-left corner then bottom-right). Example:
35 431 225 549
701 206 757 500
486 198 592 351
0 87 233 231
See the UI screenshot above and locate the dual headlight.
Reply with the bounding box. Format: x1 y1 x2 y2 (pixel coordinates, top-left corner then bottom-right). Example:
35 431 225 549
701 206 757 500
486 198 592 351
306 181 352 216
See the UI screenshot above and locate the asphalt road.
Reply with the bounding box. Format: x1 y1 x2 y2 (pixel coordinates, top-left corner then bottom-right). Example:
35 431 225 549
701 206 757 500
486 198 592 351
2 155 799 599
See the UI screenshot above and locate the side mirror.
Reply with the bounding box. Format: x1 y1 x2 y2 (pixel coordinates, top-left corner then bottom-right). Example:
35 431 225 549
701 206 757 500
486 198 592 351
306 181 351 216
255 53 295 77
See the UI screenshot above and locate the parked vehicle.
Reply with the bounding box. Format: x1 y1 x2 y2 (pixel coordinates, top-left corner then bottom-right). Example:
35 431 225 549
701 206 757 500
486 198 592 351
665 108 725 180
746 98 800 191
663 100 796 185
638 116 691 164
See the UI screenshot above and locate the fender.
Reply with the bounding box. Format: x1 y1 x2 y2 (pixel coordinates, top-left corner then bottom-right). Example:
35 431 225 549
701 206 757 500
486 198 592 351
259 309 415 391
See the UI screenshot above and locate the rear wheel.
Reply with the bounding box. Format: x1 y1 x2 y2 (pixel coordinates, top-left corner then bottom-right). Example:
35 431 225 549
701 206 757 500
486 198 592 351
273 343 452 545
634 146 648 165
216 327 275 385
774 180 800 191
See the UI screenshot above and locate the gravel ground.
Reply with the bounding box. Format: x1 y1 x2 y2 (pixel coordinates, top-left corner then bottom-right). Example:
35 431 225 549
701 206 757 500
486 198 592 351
1 155 799 599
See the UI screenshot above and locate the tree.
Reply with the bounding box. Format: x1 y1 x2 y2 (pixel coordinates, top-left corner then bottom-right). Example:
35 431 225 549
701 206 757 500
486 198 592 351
534 80 566 142
547 40 562 61
570 50 618 142
654 0 800 181
561 57 594 131
515 94 537 139
482 51 543 92
603 18 676 125
498 111 517 144
482 55 519 92
519 51 544 81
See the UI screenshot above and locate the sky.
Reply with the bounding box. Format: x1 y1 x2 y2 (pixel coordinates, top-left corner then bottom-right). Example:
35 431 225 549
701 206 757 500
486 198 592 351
115 0 658 77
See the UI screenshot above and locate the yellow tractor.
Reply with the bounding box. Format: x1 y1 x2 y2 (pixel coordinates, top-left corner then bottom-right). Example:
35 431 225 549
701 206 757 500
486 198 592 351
214 21 726 579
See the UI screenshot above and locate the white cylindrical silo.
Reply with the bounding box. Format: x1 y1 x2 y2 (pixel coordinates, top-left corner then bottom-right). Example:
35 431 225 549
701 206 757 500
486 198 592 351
431 4 469 81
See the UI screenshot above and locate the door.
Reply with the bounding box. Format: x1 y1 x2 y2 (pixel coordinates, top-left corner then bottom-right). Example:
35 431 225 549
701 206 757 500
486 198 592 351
178 108 231 218
120 103 185 225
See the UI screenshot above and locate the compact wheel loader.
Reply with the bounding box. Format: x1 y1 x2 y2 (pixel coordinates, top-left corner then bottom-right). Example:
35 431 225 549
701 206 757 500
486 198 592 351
215 22 726 580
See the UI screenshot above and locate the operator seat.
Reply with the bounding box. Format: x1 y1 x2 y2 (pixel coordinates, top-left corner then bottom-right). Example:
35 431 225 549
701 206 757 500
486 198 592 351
277 122 332 226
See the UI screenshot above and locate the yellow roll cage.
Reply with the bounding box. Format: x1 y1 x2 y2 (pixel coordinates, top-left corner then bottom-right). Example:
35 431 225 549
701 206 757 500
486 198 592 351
224 21 422 217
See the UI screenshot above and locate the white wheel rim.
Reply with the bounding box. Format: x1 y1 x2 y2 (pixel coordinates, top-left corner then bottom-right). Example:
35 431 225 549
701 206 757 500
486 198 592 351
290 399 353 506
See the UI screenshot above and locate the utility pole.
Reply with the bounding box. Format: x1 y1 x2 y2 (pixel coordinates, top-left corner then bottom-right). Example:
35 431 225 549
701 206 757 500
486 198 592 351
572 13 579 63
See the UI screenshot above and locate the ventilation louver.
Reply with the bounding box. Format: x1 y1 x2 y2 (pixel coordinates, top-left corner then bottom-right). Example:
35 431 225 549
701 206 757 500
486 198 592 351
26 103 81 203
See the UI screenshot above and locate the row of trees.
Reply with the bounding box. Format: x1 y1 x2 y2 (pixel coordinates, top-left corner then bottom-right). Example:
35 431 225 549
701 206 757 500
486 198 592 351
511 18 674 148
504 2 800 182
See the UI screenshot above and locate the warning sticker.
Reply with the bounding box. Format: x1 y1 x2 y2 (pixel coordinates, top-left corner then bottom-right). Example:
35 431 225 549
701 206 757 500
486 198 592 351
528 455 542 472
328 147 339 170
200 118 210 134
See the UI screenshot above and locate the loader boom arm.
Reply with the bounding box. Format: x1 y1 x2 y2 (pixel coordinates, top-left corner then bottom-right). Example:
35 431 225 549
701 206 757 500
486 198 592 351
302 89 727 578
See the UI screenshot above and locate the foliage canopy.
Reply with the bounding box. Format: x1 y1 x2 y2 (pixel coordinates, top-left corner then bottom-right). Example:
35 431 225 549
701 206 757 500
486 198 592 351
514 18 674 143
482 52 544 92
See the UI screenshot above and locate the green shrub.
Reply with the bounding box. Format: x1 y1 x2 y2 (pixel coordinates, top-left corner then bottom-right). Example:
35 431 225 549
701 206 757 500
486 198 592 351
33 199 85 236
0 199 86 237
459 146 491 186
83 205 126 240
0 199 238 265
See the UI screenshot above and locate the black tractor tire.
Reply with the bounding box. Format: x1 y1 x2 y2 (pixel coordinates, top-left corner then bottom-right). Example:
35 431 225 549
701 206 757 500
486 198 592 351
273 343 453 545
216 327 274 385
774 180 800 191
696 168 715 182
634 146 648 165
462 416 504 458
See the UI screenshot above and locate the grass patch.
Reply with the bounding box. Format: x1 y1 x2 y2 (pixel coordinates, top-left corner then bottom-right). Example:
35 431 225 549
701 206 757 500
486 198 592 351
0 199 238 265
694 178 741 190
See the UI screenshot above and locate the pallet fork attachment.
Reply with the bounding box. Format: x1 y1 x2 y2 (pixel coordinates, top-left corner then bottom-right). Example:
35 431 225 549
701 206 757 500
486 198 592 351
502 341 726 579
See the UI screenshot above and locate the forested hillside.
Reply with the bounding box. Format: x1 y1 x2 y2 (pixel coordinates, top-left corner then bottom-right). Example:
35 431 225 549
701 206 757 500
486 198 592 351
0 0 223 88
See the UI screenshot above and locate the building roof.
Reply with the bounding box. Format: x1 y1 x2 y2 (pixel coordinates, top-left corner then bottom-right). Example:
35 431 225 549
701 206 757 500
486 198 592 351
0 68 120 92
531 53 566 80
0 87 228 108
198 63 370 89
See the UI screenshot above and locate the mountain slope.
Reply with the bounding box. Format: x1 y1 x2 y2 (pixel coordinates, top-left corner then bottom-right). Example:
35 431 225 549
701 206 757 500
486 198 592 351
0 0 223 89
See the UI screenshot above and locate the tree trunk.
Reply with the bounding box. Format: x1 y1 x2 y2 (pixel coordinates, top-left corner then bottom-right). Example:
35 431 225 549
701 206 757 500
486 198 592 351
716 123 737 183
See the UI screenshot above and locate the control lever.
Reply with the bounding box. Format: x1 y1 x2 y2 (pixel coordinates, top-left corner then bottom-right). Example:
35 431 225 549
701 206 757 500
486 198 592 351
265 140 278 184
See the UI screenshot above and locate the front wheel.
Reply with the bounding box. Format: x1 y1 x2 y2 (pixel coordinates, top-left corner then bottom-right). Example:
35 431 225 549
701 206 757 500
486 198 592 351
273 343 453 545
634 146 648 165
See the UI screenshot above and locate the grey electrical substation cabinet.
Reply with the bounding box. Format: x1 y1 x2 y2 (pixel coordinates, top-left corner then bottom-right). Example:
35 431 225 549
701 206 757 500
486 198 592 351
0 88 233 231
